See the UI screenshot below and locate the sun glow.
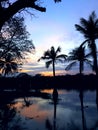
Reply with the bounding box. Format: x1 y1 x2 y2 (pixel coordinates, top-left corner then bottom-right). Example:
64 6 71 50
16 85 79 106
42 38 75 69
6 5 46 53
41 89 68 94
41 70 67 76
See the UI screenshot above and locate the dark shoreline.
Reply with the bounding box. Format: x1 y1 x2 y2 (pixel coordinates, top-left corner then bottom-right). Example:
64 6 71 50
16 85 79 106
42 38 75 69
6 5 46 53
0 74 98 91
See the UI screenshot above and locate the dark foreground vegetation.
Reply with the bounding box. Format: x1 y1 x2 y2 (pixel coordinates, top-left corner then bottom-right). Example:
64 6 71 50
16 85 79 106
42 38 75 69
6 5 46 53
0 74 98 92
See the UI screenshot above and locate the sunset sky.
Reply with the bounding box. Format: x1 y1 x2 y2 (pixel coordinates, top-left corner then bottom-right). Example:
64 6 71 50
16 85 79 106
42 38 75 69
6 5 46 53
21 0 98 76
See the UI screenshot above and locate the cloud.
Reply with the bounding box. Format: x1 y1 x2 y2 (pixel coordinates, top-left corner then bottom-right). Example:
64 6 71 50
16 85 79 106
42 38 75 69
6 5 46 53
21 58 94 76
21 25 87 76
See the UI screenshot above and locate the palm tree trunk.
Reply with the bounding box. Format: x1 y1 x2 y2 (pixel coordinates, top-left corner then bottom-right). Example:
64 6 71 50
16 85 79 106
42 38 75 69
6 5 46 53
53 60 55 77
91 40 98 75
79 61 82 75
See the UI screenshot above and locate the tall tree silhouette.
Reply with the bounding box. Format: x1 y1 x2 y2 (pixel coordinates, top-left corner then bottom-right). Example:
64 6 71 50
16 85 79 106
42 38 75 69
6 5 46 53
38 46 67 77
0 16 35 75
0 0 61 30
75 11 98 75
65 46 92 75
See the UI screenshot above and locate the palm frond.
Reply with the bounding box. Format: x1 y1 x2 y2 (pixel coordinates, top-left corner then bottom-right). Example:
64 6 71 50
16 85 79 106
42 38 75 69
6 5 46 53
88 42 96 54
85 59 93 70
80 39 89 47
54 0 61 2
80 18 89 29
46 60 52 68
67 56 76 61
56 59 64 63
95 19 98 26
37 57 45 62
56 46 61 54
89 11 96 23
56 54 67 60
0 62 4 69
67 47 80 61
75 24 86 34
85 52 92 58
11 62 18 71
38 56 50 62
37 58 41 62
65 61 77 70
44 50 51 57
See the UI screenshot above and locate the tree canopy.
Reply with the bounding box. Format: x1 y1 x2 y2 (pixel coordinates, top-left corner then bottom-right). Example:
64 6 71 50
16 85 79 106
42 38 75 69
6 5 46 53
75 11 98 75
0 16 35 75
38 46 67 76
65 46 92 74
0 0 61 30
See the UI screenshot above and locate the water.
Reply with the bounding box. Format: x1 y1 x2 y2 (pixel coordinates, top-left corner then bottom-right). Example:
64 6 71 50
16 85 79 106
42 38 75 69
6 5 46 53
0 89 98 130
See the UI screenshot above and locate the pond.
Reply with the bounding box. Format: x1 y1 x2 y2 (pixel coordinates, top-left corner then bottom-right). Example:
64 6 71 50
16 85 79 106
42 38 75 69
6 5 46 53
0 89 98 130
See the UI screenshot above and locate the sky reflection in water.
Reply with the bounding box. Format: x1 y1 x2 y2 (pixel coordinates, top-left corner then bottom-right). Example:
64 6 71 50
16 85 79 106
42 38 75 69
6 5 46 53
8 89 98 130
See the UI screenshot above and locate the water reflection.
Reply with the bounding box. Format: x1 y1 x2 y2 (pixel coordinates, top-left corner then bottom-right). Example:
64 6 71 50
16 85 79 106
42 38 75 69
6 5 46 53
79 90 87 130
96 89 98 110
0 89 98 130
45 88 58 130
53 88 58 130
0 104 25 130
23 97 32 107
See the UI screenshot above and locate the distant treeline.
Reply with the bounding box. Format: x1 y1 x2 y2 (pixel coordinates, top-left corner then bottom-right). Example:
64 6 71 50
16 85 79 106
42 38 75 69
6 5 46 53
0 74 98 91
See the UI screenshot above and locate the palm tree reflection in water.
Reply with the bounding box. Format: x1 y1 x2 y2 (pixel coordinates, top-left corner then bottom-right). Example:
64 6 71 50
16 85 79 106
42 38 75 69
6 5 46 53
79 90 87 130
53 88 58 130
96 89 98 110
23 97 32 107
45 88 58 130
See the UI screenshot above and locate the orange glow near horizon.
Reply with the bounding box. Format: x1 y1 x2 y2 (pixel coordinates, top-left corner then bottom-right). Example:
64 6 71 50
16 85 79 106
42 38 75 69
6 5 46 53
41 89 54 94
19 68 67 76
41 89 68 94
20 68 95 77
40 70 66 76
20 69 33 73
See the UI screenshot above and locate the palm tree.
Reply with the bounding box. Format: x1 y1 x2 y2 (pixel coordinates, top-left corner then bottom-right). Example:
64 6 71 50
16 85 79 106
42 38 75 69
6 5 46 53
65 46 92 75
38 46 67 77
75 11 98 75
0 53 20 76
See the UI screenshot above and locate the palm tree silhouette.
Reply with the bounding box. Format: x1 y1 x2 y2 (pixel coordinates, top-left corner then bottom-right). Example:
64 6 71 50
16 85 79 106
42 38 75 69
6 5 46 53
75 11 98 75
38 46 67 77
0 53 19 76
65 46 92 75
